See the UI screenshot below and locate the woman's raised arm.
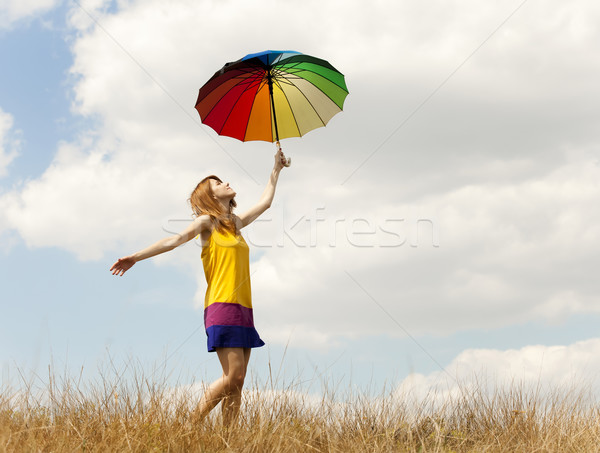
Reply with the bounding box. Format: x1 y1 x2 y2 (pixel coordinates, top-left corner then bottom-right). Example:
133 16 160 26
110 214 212 276
238 148 287 228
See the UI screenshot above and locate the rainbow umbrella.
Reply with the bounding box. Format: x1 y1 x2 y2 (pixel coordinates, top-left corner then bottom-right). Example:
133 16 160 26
195 50 348 161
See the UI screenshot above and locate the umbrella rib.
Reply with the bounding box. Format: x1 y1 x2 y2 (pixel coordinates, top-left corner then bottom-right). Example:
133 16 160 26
220 74 266 135
274 61 349 92
271 77 302 138
293 85 329 131
272 66 348 112
242 77 269 141
272 76 338 137
202 70 265 127
273 72 341 131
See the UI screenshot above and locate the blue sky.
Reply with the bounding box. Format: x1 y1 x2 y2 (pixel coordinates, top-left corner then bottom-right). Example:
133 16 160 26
2 0 600 398
1 12 68 176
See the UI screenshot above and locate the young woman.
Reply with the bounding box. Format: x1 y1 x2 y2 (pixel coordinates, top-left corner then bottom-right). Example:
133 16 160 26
110 148 288 424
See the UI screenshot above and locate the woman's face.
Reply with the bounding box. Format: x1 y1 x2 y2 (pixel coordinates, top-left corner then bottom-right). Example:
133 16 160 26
210 178 236 201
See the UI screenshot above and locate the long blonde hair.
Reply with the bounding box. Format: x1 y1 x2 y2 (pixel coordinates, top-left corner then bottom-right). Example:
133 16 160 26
189 175 238 234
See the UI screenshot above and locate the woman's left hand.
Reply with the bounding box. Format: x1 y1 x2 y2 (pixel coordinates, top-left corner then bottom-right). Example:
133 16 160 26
110 255 136 276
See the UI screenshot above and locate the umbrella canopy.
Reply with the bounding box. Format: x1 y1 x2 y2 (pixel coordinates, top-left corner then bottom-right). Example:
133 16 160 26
195 50 348 143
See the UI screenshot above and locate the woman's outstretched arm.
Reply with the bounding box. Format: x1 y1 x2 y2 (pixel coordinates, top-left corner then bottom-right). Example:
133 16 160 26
238 148 287 228
110 214 212 276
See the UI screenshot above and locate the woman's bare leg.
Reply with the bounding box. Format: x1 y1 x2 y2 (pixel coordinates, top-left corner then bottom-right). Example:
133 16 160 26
220 348 251 425
194 347 250 425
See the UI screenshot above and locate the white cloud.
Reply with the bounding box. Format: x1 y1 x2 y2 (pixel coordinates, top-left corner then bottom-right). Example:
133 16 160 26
2 0 600 344
0 108 18 178
66 0 113 32
0 0 60 28
0 132 214 260
247 152 600 345
396 338 600 407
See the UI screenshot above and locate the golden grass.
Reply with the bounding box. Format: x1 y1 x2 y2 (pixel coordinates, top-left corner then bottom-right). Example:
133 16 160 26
1 364 599 452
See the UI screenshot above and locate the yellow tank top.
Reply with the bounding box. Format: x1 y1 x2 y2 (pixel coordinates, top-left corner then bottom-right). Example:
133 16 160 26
201 227 252 310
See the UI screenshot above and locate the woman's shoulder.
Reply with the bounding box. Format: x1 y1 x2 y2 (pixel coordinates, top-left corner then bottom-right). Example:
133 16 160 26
193 215 216 247
197 215 215 250
194 214 215 232
231 214 244 232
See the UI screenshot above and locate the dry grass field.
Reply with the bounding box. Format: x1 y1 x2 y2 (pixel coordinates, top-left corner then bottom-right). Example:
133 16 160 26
1 365 599 452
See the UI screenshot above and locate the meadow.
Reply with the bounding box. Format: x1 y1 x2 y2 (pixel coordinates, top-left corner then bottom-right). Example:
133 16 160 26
1 363 598 452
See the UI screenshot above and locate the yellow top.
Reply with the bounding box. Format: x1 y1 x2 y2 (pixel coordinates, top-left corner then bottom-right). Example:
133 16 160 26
201 227 252 310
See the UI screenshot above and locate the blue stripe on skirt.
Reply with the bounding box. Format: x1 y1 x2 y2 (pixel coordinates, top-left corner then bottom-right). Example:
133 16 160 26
206 325 265 352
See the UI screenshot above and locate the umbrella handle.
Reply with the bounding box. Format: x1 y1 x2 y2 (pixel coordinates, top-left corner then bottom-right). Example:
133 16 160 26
276 141 292 167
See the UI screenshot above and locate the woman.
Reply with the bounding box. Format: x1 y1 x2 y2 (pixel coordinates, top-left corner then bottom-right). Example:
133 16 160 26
110 148 288 424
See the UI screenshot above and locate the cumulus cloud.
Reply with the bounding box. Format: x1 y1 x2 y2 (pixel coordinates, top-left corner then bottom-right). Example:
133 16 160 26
248 152 600 345
1 0 600 344
396 338 600 406
0 0 61 28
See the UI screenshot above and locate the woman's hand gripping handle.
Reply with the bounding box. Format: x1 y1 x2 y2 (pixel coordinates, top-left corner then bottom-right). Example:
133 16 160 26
276 141 291 168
